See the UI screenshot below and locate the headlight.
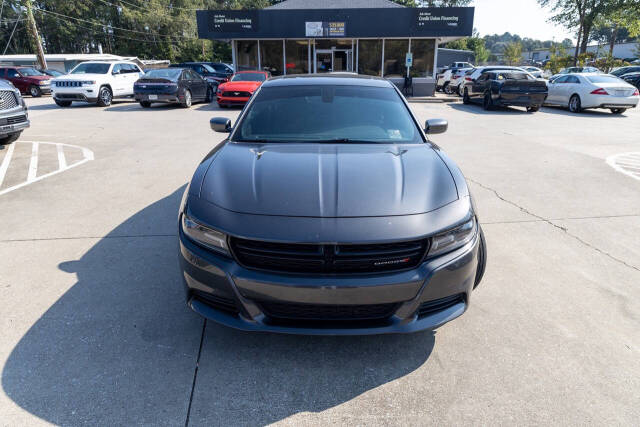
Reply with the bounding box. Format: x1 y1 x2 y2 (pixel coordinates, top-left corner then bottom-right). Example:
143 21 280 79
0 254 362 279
428 217 477 257
82 80 96 85
181 213 229 255
39 80 50 85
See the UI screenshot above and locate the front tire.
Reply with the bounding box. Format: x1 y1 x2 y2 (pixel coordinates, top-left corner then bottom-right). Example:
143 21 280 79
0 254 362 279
29 85 42 97
610 108 626 115
54 99 72 107
568 94 581 113
527 106 540 113
463 88 471 104
97 86 112 107
474 227 487 289
181 90 192 108
0 131 21 145
140 101 151 108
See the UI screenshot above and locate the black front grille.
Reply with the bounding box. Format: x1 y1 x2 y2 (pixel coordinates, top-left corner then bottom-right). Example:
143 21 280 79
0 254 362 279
229 237 429 274
5 115 26 125
55 81 83 87
260 301 399 321
417 294 465 318
222 91 251 97
0 90 18 110
191 290 239 315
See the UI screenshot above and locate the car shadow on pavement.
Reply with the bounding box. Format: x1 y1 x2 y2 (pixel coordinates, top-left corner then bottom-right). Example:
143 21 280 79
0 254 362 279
1 187 435 425
449 103 534 115
538 105 630 118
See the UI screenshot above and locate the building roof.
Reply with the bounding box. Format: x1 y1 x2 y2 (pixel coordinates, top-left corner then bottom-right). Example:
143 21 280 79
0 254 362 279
266 0 404 9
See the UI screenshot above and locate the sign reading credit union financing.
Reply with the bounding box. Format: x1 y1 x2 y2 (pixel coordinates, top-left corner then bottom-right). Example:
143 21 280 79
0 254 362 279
197 8 474 39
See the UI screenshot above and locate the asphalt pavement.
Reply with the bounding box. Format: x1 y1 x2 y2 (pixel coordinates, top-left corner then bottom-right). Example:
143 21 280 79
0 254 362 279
0 96 638 426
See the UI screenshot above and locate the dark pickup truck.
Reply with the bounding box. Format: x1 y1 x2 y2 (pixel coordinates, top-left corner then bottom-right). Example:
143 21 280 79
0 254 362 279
463 69 548 112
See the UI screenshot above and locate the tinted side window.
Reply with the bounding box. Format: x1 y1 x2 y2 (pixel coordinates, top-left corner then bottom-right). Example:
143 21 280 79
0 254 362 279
567 76 580 84
7 69 20 78
112 64 123 74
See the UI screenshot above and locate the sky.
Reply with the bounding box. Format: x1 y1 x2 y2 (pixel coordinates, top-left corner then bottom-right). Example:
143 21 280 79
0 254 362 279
471 0 576 42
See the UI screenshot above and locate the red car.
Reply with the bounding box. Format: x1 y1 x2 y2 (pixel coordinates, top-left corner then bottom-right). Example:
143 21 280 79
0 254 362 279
0 66 52 97
216 71 269 107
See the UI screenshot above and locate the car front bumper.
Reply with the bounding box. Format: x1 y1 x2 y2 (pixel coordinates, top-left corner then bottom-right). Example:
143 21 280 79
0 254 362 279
0 109 29 135
217 95 250 106
178 221 481 335
52 86 98 103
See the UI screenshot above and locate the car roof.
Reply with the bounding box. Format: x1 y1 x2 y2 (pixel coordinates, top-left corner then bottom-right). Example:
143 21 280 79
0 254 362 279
264 74 394 88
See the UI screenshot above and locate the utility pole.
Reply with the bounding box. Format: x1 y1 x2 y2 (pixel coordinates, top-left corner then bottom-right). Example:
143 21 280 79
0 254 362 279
23 0 47 69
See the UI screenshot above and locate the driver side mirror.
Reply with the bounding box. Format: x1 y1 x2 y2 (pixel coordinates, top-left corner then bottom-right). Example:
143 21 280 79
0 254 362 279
425 119 448 135
112 70 120 75
210 117 232 133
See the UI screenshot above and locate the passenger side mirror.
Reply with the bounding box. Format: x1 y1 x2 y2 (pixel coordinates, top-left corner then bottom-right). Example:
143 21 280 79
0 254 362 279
210 117 232 133
425 119 448 135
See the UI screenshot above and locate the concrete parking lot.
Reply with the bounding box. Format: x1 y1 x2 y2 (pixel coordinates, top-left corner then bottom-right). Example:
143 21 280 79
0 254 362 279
1 96 639 425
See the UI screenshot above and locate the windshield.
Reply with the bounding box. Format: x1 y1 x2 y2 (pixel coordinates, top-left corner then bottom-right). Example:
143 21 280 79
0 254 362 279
233 85 423 144
586 75 624 84
231 73 266 82
142 68 181 80
71 63 111 74
20 67 45 76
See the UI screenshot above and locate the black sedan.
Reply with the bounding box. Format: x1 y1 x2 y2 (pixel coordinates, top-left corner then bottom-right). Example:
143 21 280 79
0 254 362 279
134 68 213 108
463 69 548 112
179 75 487 335
621 72 640 91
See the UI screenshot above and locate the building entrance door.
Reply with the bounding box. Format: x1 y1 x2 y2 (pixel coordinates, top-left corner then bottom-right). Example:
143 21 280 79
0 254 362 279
314 48 353 73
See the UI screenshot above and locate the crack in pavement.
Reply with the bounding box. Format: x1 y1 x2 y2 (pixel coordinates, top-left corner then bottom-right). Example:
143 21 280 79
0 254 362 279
467 177 640 273
185 319 206 427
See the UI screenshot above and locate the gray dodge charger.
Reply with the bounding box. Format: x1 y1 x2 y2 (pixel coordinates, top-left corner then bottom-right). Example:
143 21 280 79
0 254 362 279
178 74 486 335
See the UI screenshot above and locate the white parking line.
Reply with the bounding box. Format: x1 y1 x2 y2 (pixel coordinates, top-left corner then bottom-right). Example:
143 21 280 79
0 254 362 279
57 143 67 169
607 152 640 181
0 141 94 196
0 141 16 188
27 142 39 182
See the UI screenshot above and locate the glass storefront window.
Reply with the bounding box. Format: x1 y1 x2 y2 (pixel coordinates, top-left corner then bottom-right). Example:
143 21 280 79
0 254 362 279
236 40 258 71
285 40 309 74
383 39 409 78
357 39 382 76
260 40 284 76
410 39 435 78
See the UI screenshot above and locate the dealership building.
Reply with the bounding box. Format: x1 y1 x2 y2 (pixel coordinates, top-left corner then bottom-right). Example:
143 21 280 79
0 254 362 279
196 0 474 96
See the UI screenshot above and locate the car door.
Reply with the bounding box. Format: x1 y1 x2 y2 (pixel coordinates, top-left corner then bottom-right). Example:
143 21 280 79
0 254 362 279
472 72 489 100
6 68 25 92
125 64 142 95
186 69 206 99
111 63 127 95
546 75 567 104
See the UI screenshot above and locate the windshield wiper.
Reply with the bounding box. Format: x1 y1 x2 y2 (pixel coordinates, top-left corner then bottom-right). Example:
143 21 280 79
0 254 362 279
311 138 382 144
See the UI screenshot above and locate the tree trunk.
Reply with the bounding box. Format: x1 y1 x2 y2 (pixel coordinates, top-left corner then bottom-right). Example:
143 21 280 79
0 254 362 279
580 21 592 54
574 23 582 66
609 24 618 56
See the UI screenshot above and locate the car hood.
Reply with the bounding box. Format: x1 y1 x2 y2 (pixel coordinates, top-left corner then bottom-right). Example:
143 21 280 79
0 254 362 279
219 81 262 92
23 75 51 82
53 73 106 81
200 143 458 218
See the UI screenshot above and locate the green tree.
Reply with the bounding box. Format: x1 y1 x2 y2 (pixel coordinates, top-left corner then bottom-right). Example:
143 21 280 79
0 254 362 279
503 41 523 65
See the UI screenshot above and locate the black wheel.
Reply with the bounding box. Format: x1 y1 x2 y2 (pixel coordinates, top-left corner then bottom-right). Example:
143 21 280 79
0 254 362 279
527 106 540 112
181 90 192 108
474 227 487 289
29 85 42 97
610 108 626 114
205 87 213 103
54 99 72 107
483 93 493 110
568 94 581 113
140 101 151 108
463 88 471 104
442 82 450 94
97 86 112 107
0 131 21 145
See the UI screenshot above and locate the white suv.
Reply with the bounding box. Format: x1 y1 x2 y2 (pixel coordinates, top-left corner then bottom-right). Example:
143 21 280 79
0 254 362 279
51 61 143 107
